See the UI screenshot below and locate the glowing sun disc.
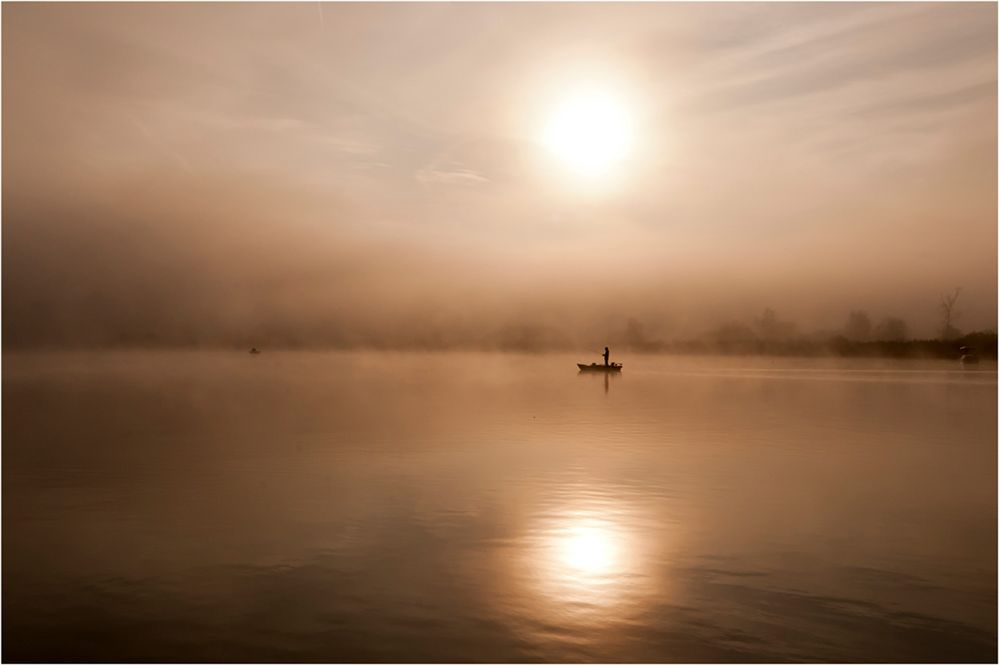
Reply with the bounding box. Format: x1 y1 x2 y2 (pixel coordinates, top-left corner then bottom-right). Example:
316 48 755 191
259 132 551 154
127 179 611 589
541 93 633 177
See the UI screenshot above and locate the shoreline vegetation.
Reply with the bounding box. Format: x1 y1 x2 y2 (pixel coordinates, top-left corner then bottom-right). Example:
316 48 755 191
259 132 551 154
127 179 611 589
626 332 998 360
4 305 995 360
4 331 996 360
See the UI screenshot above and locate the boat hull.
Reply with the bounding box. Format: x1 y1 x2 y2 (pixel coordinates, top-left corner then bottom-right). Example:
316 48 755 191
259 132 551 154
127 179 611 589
577 363 622 372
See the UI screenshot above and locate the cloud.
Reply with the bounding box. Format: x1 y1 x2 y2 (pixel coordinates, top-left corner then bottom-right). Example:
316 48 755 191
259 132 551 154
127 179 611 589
415 165 489 187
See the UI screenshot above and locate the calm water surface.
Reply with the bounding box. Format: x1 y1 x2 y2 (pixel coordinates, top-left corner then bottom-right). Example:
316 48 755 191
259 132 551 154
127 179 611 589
4 351 996 662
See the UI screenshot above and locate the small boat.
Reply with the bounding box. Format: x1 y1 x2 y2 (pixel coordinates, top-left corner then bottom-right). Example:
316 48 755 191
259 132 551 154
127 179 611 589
960 346 979 365
577 363 622 372
249 347 261 355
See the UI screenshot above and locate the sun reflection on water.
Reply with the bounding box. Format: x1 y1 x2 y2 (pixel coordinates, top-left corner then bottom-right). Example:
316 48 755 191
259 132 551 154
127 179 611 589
515 489 663 628
559 522 620 574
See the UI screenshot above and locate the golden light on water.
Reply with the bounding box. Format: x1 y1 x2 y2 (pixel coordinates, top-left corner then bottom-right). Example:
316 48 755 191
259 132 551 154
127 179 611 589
559 523 620 574
514 490 664 626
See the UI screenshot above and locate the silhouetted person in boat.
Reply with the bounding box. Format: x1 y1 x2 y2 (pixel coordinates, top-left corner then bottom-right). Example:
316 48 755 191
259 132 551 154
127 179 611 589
603 346 610 366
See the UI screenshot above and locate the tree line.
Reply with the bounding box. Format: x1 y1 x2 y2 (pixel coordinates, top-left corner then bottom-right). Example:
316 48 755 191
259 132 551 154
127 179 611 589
614 287 996 359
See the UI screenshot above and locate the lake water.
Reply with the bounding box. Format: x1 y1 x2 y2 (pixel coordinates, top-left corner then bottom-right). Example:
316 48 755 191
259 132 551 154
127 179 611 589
3 351 996 662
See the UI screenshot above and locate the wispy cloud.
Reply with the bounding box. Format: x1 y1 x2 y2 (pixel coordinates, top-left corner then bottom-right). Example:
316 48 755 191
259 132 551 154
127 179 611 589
415 164 489 187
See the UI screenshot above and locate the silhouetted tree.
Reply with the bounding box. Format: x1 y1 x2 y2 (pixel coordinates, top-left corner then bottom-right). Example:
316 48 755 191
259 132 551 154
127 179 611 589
624 317 647 347
755 308 795 341
843 310 872 342
874 317 908 342
939 287 962 340
704 321 757 354
713 322 756 343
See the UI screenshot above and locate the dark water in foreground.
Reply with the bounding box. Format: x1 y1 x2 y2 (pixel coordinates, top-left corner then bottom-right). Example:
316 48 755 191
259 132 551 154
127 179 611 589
4 351 996 662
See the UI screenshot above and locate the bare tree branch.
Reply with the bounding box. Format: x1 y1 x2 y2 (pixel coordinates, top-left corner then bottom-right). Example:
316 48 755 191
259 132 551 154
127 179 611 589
939 287 962 340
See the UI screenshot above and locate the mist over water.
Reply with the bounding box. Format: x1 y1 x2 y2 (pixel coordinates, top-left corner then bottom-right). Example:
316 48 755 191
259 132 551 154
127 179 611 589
3 3 997 349
4 351 995 662
3 3 998 661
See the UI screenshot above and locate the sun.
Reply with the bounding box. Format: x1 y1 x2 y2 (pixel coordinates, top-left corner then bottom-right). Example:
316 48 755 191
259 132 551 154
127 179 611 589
541 91 634 178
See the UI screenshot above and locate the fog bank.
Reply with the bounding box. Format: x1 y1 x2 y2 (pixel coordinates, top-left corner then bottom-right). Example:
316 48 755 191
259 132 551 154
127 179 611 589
4 3 996 349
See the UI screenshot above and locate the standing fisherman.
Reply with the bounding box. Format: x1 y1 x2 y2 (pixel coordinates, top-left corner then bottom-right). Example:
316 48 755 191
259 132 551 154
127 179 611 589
603 346 610 366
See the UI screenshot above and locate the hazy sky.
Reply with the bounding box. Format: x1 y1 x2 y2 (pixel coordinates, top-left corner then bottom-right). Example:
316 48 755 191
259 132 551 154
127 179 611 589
4 2 996 348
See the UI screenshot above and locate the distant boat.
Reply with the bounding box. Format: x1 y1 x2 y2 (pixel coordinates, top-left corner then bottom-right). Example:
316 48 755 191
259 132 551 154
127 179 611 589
959 346 979 365
249 347 261 355
577 363 622 372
